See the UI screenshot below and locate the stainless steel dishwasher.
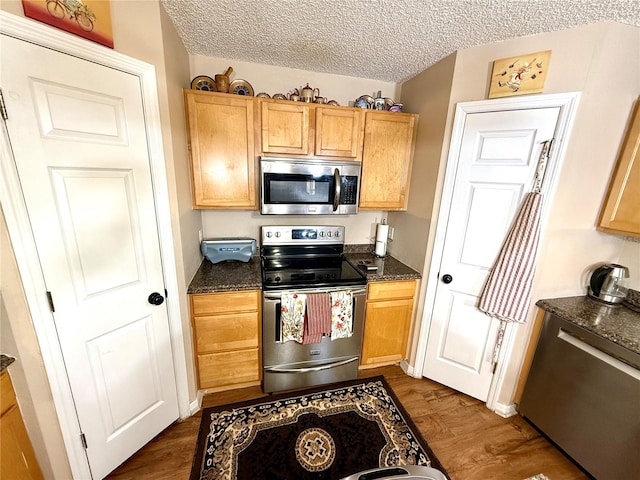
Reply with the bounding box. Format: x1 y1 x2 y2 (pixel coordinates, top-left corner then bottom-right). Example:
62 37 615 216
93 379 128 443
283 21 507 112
519 311 640 480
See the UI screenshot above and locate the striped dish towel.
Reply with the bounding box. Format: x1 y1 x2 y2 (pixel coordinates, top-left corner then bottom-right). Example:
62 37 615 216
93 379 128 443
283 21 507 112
478 191 543 323
304 293 331 344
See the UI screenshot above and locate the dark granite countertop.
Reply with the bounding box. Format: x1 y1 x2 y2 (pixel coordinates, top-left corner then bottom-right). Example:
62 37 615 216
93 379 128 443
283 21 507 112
536 294 640 355
1 354 15 372
187 256 262 294
344 250 421 282
187 245 421 294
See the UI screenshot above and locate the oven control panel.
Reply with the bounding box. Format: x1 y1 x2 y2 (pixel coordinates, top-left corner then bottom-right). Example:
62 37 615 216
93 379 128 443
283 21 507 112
262 225 345 245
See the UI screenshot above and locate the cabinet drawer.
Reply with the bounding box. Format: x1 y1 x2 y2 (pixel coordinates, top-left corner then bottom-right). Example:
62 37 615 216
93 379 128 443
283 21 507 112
367 280 417 301
191 290 260 316
197 349 260 389
194 312 259 352
1 371 16 416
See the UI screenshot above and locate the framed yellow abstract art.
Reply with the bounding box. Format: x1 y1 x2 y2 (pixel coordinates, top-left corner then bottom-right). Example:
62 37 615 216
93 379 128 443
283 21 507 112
488 50 551 98
22 0 113 48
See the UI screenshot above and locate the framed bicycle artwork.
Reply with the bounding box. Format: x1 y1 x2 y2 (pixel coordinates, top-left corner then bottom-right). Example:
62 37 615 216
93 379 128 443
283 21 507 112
22 0 114 48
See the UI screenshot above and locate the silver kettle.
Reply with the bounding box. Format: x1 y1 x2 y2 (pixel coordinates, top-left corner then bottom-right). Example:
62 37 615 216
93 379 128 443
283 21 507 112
587 263 629 304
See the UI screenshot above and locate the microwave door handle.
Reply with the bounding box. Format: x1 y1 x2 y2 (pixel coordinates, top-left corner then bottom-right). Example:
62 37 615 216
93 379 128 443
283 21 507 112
333 168 341 211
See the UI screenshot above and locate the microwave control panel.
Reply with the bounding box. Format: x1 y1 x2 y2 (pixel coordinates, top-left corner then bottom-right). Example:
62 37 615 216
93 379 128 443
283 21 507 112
340 176 358 205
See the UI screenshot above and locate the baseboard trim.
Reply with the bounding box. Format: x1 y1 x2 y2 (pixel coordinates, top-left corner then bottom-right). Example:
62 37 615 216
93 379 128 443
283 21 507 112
399 360 413 376
190 392 203 416
492 401 518 418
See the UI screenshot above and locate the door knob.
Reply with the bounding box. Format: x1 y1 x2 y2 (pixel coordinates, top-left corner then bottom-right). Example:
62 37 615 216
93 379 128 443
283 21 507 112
441 274 453 284
148 292 165 305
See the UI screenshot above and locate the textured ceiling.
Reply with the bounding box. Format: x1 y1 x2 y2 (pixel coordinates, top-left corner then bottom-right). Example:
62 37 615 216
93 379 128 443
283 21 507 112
161 0 640 83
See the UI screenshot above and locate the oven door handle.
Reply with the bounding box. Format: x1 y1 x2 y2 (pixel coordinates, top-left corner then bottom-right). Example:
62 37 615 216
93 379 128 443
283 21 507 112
333 168 341 212
264 357 358 374
263 287 366 300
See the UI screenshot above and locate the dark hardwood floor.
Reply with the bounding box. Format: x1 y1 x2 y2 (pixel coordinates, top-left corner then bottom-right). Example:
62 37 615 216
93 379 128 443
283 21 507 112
106 366 589 480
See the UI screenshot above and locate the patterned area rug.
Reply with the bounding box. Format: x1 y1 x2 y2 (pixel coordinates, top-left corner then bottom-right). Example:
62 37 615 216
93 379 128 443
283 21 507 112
190 376 448 480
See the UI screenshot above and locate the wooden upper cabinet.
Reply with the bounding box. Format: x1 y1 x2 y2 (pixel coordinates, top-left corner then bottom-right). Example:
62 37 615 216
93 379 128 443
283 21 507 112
261 101 310 155
260 100 364 159
184 90 257 209
598 98 640 236
359 111 418 210
315 106 364 158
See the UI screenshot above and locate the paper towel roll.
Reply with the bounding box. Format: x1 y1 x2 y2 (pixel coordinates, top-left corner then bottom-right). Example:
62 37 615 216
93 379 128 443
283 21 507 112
375 223 389 257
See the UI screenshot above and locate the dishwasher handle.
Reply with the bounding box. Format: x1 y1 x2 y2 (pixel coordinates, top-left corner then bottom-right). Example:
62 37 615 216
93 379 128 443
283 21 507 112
558 329 640 380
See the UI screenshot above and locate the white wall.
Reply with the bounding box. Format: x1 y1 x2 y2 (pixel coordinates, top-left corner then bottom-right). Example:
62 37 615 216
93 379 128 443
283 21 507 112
190 54 401 109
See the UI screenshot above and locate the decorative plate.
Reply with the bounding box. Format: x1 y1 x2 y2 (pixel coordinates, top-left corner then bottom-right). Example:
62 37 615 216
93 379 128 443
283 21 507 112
256 92 271 98
327 100 340 106
272 93 287 100
355 95 374 109
191 75 216 92
229 79 254 96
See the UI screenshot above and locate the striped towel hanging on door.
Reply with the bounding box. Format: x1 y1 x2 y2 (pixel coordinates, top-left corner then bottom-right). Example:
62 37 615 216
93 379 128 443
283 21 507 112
478 191 543 324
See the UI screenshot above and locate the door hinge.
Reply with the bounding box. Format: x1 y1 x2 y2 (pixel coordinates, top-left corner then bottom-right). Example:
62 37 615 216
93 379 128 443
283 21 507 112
0 89 8 121
80 433 88 449
46 291 55 312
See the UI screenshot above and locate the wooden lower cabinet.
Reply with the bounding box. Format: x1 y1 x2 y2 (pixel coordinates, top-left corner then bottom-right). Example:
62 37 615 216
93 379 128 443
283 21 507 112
360 279 418 367
190 290 261 391
1 370 44 480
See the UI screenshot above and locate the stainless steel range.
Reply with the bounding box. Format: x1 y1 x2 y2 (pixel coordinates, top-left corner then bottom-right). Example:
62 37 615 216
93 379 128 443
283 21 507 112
261 225 367 393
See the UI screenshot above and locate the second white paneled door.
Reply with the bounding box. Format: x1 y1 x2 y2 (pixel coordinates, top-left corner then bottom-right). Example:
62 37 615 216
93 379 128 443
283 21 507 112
422 107 560 401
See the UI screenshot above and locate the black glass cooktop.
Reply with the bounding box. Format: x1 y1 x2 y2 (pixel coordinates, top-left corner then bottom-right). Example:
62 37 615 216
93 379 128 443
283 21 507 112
261 253 367 290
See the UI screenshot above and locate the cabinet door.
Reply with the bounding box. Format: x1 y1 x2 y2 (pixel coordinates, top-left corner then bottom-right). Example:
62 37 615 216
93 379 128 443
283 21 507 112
197 349 261 389
361 280 417 367
598 99 640 236
360 112 417 210
315 107 364 158
361 298 414 366
1 373 44 480
184 90 257 209
261 102 310 154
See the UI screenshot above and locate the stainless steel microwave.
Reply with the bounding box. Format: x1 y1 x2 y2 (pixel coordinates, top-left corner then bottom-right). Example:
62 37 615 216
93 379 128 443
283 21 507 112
260 157 361 215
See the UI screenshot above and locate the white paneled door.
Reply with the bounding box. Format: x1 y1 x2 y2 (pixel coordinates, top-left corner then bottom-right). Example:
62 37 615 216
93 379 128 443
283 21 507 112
1 36 178 478
423 107 560 401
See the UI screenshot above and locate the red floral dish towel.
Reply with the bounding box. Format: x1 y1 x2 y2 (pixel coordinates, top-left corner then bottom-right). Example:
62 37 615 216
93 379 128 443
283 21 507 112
280 293 306 343
330 290 353 340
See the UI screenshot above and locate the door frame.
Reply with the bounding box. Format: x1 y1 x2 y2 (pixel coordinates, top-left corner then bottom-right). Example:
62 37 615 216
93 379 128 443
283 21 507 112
412 92 581 415
0 11 190 478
